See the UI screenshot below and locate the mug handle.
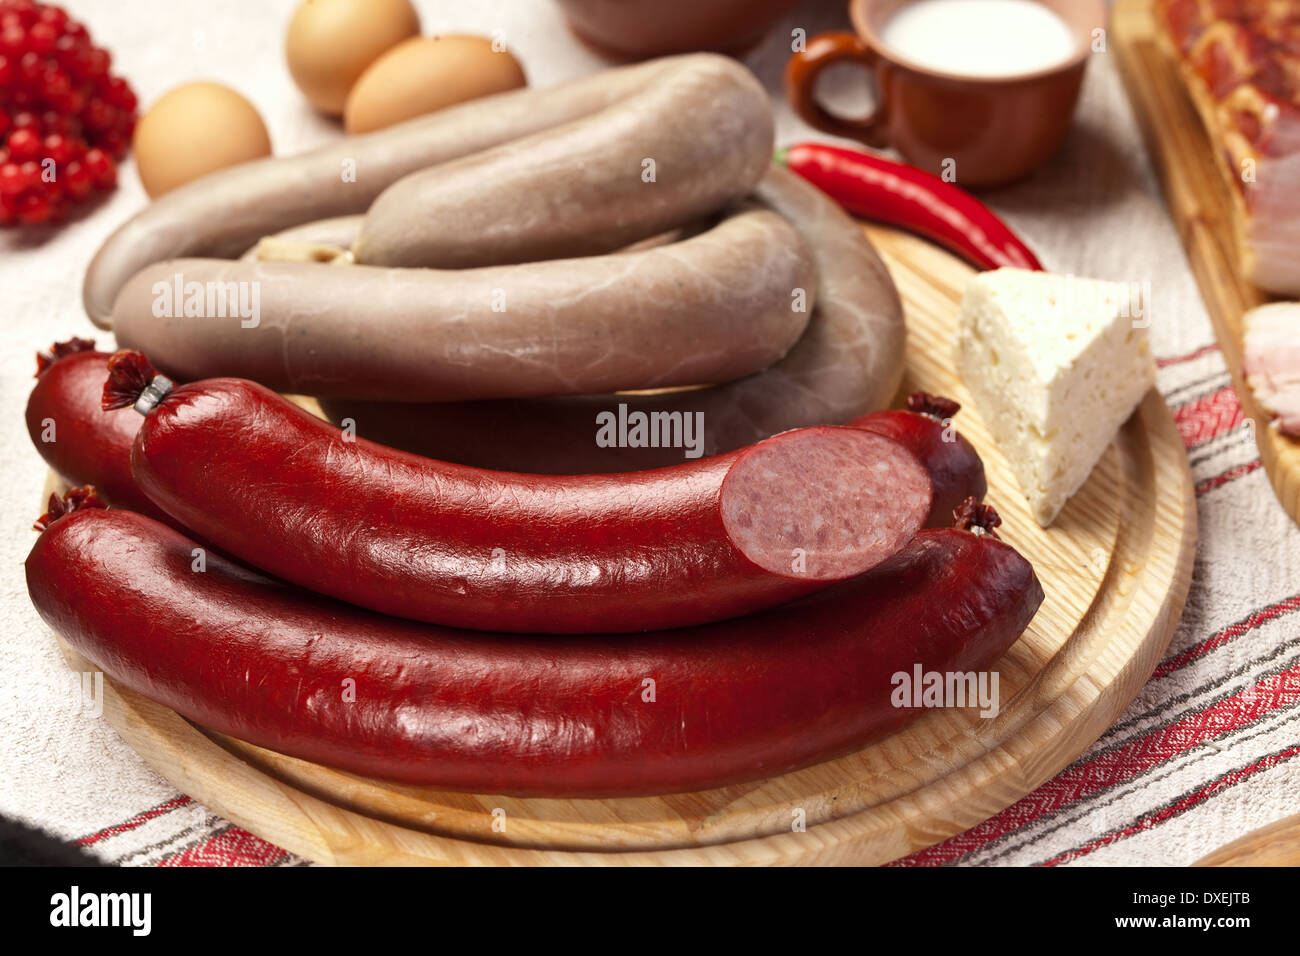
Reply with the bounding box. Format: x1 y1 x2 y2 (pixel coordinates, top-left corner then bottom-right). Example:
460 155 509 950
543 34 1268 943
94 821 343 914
784 31 889 148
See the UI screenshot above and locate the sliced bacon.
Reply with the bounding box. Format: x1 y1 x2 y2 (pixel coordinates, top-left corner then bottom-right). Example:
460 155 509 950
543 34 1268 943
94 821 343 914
1156 0 1300 295
1243 303 1300 437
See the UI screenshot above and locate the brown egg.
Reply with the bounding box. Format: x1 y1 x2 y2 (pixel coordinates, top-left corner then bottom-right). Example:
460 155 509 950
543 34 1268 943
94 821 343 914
286 0 420 115
344 35 527 135
132 83 272 198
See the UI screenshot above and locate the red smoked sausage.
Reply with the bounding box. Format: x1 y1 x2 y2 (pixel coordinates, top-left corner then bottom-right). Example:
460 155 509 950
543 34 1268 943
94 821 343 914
24 340 169 521
25 495 1042 797
850 392 988 528
107 352 933 635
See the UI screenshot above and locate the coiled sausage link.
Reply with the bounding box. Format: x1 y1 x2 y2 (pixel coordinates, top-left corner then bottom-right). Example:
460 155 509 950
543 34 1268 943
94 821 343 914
83 54 774 328
317 165 907 471
108 207 816 402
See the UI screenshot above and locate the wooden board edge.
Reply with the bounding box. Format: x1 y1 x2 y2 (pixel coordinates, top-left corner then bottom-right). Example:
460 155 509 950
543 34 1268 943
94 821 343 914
1193 812 1300 867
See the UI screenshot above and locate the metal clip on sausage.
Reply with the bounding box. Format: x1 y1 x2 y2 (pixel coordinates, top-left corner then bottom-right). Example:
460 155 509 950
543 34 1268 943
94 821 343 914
133 374 175 416
101 350 174 416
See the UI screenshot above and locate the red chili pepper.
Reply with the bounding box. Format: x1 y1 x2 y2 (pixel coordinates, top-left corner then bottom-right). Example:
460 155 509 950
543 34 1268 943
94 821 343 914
776 143 1043 272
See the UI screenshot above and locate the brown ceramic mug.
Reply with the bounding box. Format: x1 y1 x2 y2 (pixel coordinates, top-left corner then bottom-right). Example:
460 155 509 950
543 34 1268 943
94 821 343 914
785 0 1105 188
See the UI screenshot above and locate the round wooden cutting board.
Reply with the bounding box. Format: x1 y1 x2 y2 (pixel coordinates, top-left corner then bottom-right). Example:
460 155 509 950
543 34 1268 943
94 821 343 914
45 224 1197 865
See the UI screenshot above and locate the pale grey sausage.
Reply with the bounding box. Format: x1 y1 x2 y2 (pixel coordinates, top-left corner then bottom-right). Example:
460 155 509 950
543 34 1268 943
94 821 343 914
317 165 905 471
84 54 773 328
109 207 816 402
352 54 774 268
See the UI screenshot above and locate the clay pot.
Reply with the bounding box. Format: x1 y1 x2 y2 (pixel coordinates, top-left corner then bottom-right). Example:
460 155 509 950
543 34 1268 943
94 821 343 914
556 0 805 59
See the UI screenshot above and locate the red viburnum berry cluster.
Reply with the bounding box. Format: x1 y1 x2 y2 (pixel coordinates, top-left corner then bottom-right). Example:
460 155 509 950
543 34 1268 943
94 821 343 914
0 0 136 226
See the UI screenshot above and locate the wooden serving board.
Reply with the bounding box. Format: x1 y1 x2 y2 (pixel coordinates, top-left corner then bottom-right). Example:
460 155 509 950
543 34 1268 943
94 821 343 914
1113 0 1300 522
46 225 1196 865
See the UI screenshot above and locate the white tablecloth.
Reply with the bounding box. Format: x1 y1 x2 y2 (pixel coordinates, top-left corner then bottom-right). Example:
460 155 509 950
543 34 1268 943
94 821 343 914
2 0 1297 866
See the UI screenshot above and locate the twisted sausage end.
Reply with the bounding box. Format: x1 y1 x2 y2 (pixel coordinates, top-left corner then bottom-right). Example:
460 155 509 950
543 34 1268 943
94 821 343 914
953 497 1001 538
34 486 106 532
102 350 159 411
907 391 961 421
35 337 97 378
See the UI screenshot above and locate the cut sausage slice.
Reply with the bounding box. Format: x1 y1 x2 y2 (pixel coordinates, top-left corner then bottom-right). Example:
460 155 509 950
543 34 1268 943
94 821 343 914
721 427 931 579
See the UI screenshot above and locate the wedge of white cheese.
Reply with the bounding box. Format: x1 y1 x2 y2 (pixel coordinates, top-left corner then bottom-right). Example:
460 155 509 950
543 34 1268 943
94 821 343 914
955 268 1155 527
